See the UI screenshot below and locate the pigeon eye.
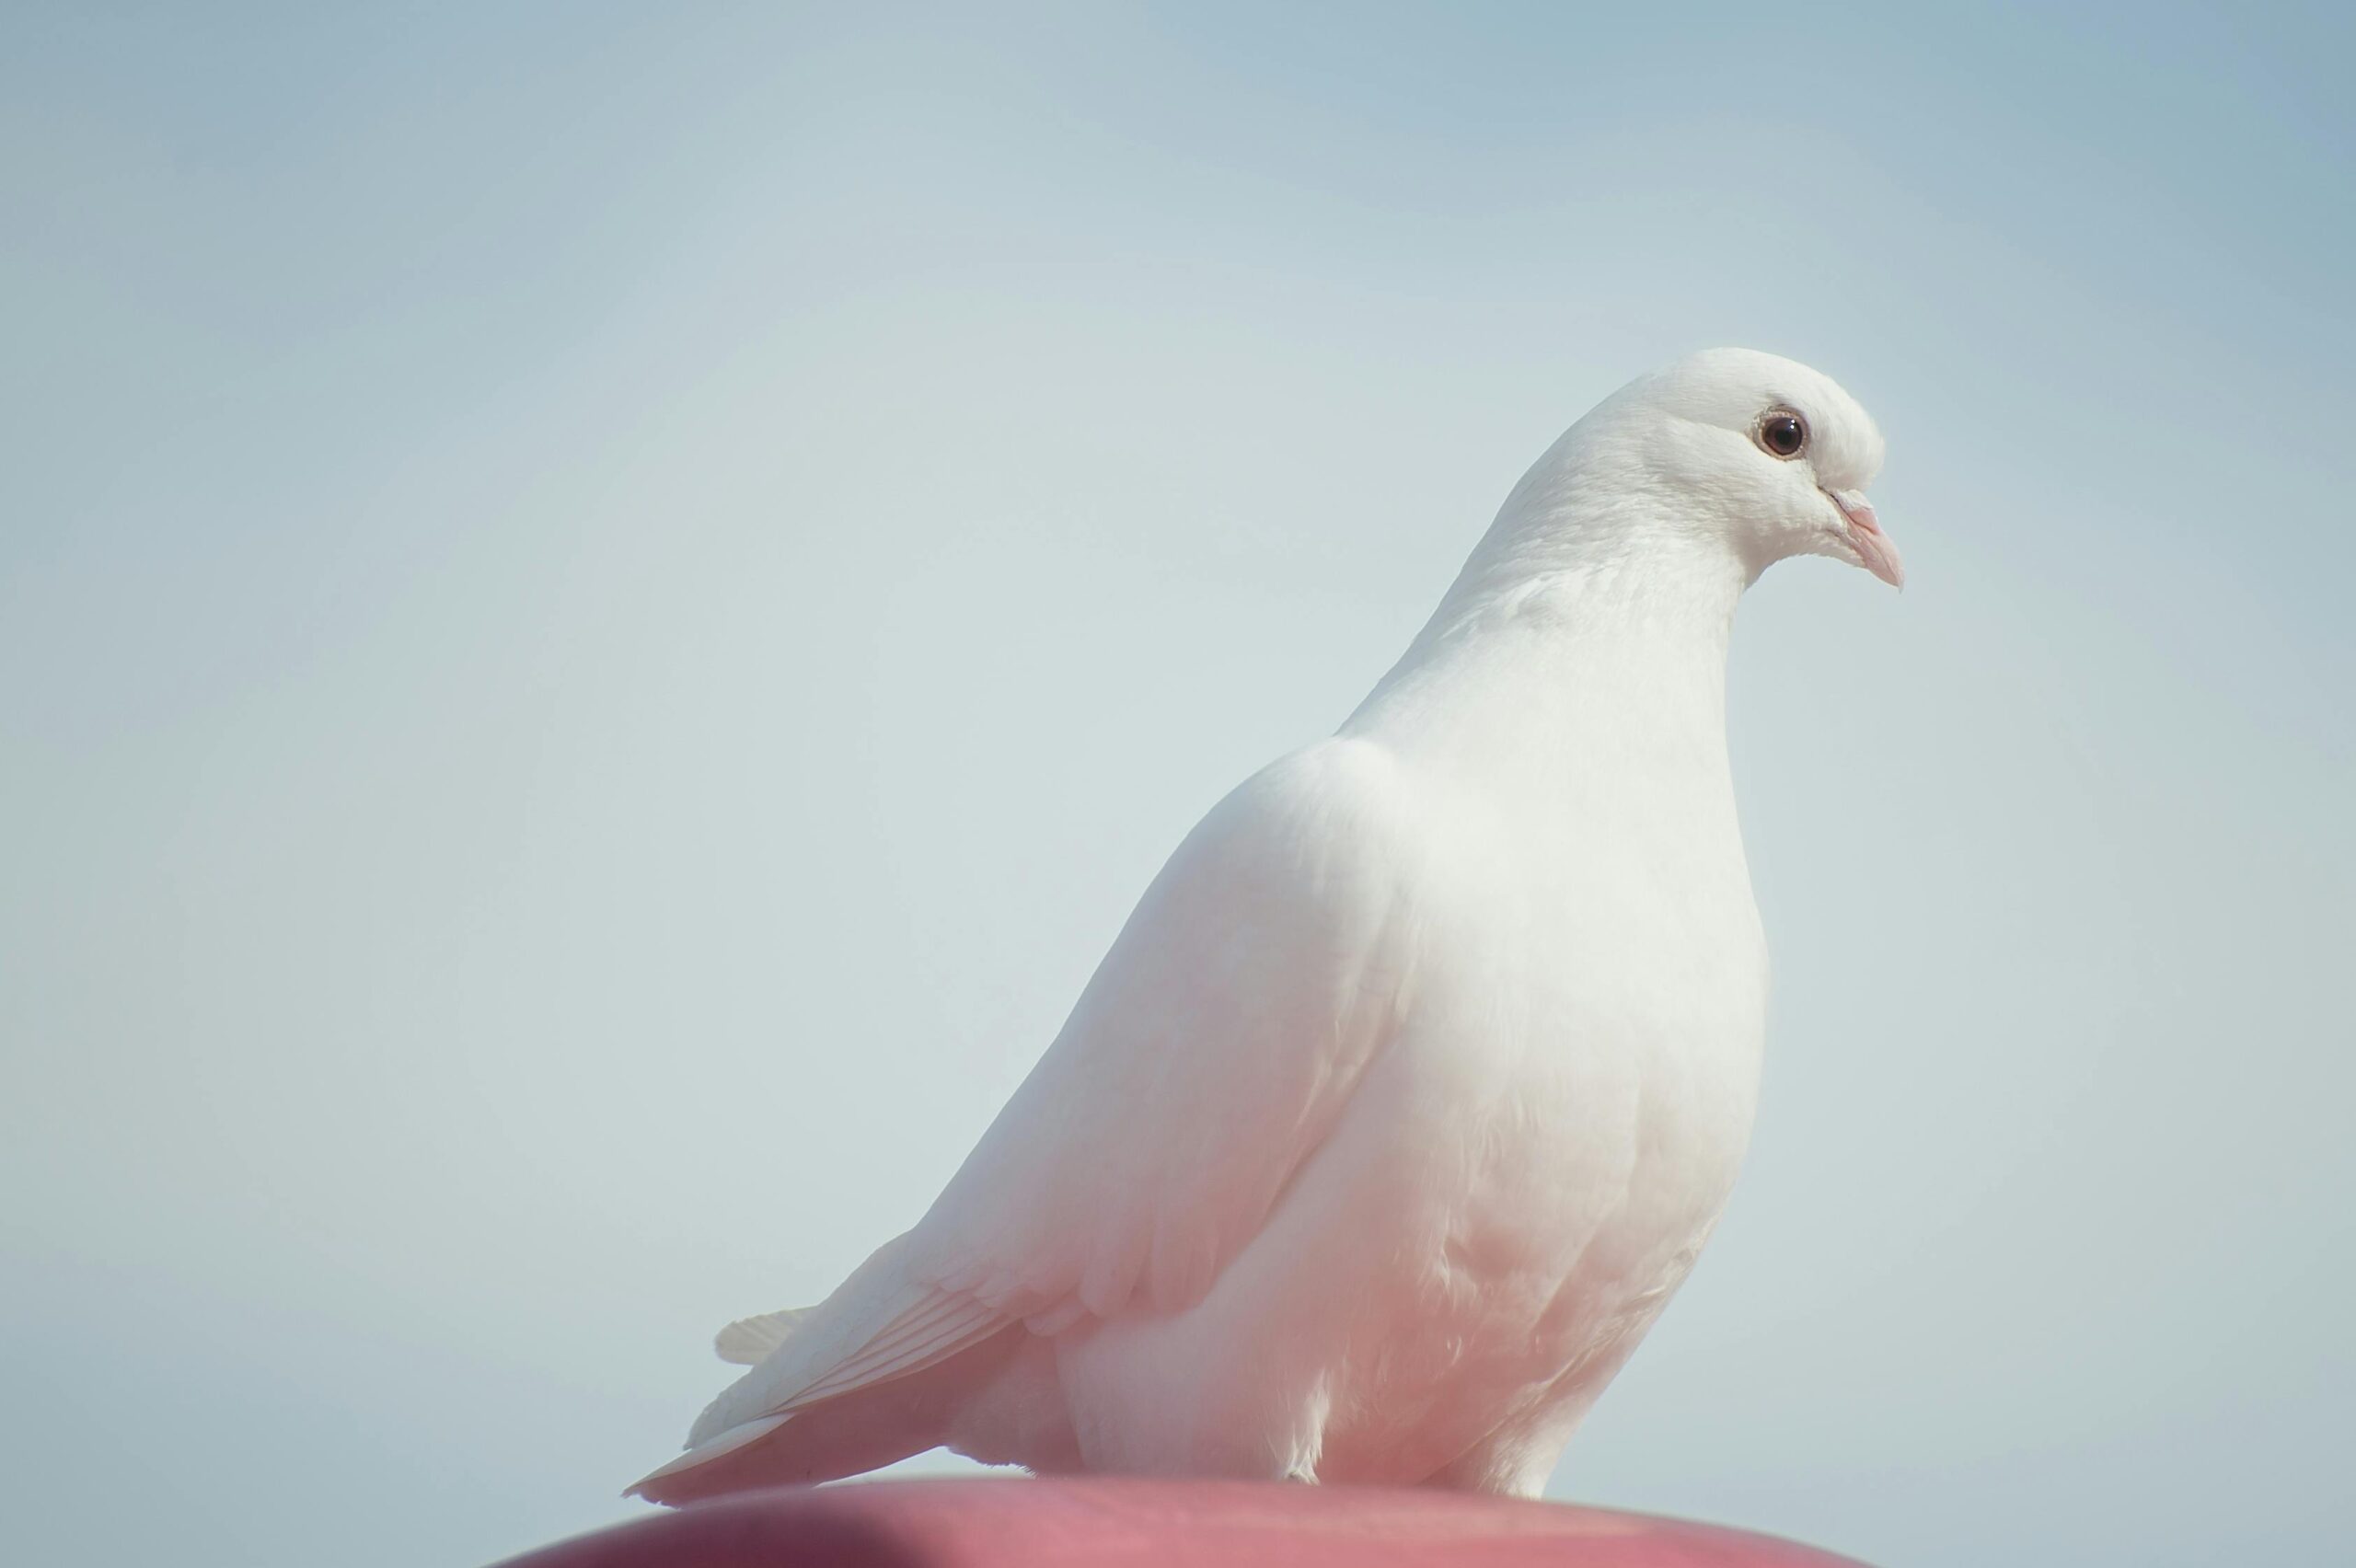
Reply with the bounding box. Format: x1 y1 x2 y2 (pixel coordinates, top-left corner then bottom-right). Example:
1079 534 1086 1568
1756 409 1807 459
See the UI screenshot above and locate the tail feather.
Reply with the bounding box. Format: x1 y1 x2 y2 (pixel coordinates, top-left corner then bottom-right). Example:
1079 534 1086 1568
627 1326 1030 1505
624 1415 788 1501
713 1306 814 1366
636 1229 1081 1505
685 1239 1012 1449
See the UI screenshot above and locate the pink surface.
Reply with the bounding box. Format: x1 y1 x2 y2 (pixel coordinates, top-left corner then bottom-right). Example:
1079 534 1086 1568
492 1480 1868 1568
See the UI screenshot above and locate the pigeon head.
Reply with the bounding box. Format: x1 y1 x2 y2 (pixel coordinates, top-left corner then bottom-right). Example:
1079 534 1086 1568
1386 348 1900 671
1607 347 1901 589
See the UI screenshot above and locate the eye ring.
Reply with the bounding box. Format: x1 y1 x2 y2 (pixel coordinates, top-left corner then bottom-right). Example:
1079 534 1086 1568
1755 408 1808 460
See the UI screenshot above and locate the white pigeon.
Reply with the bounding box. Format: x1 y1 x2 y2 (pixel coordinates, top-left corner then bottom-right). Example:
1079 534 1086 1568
631 347 1902 1504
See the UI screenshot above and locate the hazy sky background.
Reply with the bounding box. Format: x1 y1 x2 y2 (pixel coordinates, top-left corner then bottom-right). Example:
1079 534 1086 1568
5 5 2350 1565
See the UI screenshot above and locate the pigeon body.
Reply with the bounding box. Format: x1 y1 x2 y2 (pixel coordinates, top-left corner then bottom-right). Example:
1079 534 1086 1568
632 348 1900 1504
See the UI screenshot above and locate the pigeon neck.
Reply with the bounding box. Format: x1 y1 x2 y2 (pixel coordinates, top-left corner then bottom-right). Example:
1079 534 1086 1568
1341 536 1747 769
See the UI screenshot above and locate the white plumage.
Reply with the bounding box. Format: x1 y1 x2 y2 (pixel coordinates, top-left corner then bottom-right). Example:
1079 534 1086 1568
631 347 1901 1504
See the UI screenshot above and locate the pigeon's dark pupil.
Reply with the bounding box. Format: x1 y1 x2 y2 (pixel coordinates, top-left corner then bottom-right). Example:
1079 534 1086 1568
1763 415 1803 456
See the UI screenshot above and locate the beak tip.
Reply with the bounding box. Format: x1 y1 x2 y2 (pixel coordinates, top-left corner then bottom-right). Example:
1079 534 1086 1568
1829 490 1904 591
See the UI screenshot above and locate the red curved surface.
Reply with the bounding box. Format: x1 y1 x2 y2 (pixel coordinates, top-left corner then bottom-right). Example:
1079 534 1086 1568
491 1479 1868 1568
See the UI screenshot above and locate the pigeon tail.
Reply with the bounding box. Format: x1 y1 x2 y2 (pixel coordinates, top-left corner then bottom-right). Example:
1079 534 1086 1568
628 1325 1034 1505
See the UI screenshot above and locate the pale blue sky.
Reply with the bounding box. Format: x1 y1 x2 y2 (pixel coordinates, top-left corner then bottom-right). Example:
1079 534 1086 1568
4 6 2350 1565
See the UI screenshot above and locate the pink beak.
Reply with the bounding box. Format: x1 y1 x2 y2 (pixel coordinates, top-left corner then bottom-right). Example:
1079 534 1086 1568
1830 490 1904 589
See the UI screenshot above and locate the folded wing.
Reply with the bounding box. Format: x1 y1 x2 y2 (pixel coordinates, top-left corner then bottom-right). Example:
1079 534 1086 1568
669 739 1427 1464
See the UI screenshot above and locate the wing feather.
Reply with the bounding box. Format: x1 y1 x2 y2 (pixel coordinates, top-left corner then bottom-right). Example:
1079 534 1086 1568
677 738 1424 1454
909 737 1424 1320
688 1241 1014 1445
